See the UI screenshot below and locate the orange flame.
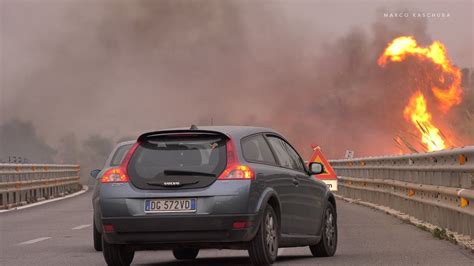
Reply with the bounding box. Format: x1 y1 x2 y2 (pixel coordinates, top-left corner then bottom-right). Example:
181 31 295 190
378 36 463 152
403 92 446 151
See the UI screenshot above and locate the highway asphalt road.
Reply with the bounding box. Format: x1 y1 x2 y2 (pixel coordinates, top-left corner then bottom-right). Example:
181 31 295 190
1 189 473 266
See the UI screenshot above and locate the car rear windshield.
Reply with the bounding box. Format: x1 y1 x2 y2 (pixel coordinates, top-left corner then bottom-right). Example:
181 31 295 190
127 135 227 182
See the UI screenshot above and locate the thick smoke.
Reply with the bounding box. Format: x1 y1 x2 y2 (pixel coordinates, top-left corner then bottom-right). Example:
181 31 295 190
54 133 114 183
1 0 472 173
0 120 56 163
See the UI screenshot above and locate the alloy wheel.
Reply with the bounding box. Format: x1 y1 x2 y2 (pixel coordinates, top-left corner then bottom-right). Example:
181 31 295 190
325 209 336 248
265 212 277 255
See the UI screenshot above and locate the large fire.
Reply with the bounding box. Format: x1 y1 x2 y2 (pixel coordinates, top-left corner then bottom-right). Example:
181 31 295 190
378 36 463 152
403 92 446 151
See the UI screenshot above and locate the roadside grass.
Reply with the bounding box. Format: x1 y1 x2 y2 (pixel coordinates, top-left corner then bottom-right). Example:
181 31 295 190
431 227 458 245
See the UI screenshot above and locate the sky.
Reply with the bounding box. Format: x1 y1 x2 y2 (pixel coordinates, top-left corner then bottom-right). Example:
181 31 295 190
0 0 473 161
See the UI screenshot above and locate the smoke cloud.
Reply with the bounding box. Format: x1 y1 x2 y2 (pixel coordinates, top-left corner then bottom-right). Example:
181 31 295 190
1 0 472 173
0 120 56 163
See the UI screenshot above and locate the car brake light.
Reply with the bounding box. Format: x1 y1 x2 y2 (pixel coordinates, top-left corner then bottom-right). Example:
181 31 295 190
101 141 141 183
101 167 129 183
218 165 254 180
218 139 255 180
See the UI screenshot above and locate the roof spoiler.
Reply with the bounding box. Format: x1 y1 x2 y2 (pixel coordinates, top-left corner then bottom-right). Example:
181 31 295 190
137 129 230 142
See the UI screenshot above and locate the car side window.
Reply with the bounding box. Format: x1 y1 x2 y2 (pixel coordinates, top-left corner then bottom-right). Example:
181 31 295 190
281 141 306 172
241 135 277 165
110 144 133 166
267 136 296 169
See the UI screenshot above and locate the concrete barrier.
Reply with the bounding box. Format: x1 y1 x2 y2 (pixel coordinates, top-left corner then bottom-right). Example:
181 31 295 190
330 146 474 238
0 164 81 209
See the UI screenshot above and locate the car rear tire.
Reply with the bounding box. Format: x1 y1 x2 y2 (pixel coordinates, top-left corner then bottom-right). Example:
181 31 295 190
248 205 279 265
310 202 337 257
102 237 135 266
93 220 102 251
172 248 199 260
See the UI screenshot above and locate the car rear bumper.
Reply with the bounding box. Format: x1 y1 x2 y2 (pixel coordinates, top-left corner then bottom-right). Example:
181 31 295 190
101 213 261 245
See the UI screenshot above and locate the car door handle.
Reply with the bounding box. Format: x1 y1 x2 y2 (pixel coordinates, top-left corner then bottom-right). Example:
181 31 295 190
292 178 299 186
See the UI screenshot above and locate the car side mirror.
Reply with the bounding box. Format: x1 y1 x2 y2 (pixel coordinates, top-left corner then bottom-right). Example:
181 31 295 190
90 169 101 179
309 162 324 175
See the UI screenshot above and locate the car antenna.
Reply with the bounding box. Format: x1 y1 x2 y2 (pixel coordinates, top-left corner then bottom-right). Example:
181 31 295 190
190 124 198 130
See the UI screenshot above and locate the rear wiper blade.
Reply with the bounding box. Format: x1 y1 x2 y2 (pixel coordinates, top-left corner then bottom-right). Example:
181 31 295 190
163 169 215 177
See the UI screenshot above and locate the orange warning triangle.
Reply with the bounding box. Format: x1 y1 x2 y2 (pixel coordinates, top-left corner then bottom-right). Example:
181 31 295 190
309 146 337 179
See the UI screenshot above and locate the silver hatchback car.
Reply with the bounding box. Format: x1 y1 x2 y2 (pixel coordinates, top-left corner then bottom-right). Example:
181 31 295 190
91 126 337 265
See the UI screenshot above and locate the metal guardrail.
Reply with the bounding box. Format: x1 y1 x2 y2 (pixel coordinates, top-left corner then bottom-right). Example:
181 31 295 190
330 146 474 238
0 164 81 210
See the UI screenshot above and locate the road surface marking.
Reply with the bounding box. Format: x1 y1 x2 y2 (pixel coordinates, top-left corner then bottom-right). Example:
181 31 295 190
278 248 285 256
72 224 91 230
17 237 51 245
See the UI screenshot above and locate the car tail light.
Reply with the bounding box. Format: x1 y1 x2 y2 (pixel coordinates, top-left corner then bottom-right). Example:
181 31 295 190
218 165 254 180
101 167 129 183
101 141 141 183
218 139 255 180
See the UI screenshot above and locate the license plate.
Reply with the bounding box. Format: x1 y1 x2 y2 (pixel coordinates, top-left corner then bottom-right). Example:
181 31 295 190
144 198 196 213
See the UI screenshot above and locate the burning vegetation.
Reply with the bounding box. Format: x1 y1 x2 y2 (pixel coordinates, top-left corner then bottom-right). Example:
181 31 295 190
378 36 464 153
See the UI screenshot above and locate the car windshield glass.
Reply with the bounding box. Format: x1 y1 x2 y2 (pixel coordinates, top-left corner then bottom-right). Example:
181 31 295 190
128 135 227 180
